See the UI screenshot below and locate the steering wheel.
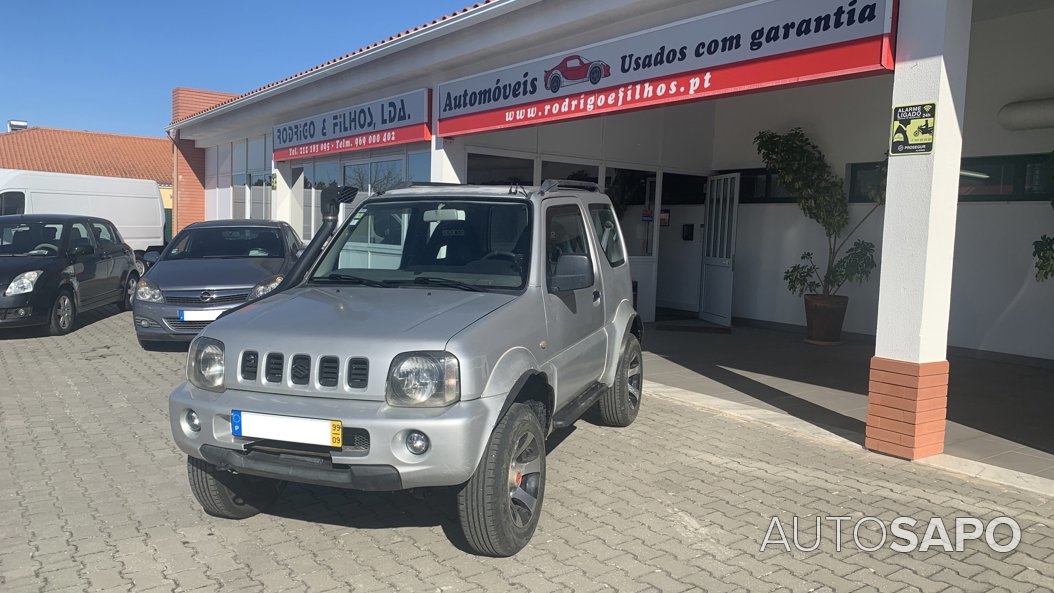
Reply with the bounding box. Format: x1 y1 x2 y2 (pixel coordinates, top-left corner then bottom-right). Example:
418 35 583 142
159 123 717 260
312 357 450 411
33 243 59 254
483 251 519 262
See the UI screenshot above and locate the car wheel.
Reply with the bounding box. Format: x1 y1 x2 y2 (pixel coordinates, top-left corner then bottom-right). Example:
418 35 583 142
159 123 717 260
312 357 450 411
48 290 76 336
548 72 561 93
186 456 285 520
589 65 603 85
118 274 138 312
458 403 546 557
598 334 642 427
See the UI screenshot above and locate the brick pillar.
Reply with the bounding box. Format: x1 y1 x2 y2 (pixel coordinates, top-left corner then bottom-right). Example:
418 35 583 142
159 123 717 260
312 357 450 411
173 131 205 233
865 358 949 459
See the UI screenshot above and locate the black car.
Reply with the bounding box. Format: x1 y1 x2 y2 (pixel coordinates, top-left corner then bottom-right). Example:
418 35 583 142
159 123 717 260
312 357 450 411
0 214 138 335
132 220 302 347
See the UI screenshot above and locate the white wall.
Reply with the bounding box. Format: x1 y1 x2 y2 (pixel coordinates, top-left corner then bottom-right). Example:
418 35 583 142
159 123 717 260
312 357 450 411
711 6 1054 360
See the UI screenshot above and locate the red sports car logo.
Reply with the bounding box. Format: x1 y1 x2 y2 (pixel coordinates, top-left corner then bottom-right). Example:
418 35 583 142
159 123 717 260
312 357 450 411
543 54 611 93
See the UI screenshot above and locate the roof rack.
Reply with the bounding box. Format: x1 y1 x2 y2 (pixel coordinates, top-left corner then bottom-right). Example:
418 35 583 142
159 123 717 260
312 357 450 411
376 181 464 195
538 179 600 194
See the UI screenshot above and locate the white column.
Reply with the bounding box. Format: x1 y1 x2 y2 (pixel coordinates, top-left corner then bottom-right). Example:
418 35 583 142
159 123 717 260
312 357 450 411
874 0 973 364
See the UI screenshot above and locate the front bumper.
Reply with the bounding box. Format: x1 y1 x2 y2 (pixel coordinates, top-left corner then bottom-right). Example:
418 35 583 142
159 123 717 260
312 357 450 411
133 300 239 341
0 293 46 328
169 383 504 490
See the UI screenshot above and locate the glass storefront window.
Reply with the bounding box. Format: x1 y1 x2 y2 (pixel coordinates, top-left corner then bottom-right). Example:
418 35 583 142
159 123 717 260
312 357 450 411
605 167 655 256
371 159 404 194
662 173 707 205
344 163 370 193
542 160 598 184
232 174 248 219
408 151 430 183
468 153 534 185
302 163 314 239
250 173 272 220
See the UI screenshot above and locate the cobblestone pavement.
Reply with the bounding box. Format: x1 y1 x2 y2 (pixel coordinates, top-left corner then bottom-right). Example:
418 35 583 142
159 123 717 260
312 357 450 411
1 310 1052 593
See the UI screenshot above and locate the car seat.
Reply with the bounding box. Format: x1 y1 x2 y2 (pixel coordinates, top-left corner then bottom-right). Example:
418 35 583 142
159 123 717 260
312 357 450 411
422 221 482 265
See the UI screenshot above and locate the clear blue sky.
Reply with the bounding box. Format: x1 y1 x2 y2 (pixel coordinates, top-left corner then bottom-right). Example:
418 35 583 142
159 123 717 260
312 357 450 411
1 0 475 137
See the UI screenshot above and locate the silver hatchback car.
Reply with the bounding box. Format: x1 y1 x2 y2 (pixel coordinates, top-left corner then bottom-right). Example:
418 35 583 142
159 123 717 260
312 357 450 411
133 220 302 347
168 181 643 556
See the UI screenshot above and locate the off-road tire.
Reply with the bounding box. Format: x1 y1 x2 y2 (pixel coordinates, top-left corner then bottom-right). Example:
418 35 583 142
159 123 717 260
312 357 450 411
186 456 285 520
458 403 546 557
47 289 76 336
599 334 642 427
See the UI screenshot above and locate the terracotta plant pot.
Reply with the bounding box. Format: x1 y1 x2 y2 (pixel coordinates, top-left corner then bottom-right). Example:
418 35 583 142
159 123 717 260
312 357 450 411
803 294 849 345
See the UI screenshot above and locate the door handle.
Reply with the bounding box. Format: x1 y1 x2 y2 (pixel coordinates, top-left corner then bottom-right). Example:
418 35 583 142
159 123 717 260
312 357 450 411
592 290 601 302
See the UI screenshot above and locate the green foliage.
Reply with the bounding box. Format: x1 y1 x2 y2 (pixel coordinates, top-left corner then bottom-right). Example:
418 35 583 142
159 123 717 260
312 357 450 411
754 128 883 296
1035 150 1054 282
1036 233 1054 282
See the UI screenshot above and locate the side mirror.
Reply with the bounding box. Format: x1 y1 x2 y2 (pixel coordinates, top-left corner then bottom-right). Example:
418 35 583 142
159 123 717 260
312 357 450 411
548 253 594 292
143 251 161 264
71 244 95 257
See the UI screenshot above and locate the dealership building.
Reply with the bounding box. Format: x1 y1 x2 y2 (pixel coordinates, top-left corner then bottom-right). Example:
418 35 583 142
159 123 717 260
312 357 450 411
167 0 1054 461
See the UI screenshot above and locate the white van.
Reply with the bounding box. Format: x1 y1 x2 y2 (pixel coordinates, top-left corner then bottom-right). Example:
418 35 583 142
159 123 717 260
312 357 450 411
0 169 165 260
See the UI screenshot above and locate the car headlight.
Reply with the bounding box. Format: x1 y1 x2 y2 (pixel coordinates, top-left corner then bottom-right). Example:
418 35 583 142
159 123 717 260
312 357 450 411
136 278 164 303
386 351 460 407
249 275 284 300
187 336 225 392
4 270 42 296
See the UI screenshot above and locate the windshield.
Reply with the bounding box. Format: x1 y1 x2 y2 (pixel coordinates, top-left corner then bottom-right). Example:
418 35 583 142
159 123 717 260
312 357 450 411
0 221 65 256
311 199 531 291
164 227 286 260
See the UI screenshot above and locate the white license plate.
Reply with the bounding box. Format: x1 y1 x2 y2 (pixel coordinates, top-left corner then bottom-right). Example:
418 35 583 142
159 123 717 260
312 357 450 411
231 410 342 448
179 309 222 322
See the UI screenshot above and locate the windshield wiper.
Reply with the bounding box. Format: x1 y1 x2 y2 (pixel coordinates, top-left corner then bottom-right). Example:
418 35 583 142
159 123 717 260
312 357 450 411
313 273 389 288
411 276 484 292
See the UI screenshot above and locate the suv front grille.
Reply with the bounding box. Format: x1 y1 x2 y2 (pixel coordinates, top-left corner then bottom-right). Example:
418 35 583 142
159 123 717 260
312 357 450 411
241 351 258 381
319 356 339 387
291 355 311 385
240 351 368 390
265 353 284 383
348 358 369 389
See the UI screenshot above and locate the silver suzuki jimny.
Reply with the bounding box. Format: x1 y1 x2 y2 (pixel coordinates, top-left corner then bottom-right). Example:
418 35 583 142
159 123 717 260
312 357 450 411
168 180 643 557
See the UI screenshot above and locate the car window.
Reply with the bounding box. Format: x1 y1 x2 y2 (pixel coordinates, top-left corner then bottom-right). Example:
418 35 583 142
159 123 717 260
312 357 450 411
545 205 592 278
0 191 25 215
312 200 531 290
91 222 116 249
164 227 286 259
69 222 95 253
588 204 626 267
0 221 64 255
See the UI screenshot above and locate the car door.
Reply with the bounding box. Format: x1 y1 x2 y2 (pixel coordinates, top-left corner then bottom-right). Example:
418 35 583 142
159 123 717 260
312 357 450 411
67 221 106 305
541 200 607 409
88 220 124 300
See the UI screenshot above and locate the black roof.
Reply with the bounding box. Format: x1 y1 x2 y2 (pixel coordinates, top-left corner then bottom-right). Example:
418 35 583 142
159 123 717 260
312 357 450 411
0 214 114 224
184 219 287 229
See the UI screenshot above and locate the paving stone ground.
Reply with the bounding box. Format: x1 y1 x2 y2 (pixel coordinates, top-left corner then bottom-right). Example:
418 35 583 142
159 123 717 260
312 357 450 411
0 310 1052 593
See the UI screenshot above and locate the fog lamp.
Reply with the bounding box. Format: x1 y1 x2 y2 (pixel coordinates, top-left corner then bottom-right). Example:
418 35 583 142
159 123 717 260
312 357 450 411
15 308 27 317
186 410 201 432
406 430 430 455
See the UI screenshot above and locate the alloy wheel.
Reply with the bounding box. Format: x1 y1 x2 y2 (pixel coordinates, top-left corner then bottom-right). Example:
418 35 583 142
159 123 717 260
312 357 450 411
507 431 542 528
626 350 642 409
56 295 73 330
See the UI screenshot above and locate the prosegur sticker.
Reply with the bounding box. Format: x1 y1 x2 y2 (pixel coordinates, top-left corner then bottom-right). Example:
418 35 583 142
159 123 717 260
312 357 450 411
890 103 936 155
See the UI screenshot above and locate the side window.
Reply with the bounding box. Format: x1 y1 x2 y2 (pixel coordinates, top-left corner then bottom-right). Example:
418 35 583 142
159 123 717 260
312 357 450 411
588 204 626 267
546 205 592 278
0 191 25 215
69 222 95 252
106 222 123 246
285 227 302 253
90 222 116 249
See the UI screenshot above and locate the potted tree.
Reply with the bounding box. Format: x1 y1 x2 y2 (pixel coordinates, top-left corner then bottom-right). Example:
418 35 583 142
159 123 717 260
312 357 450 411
754 128 884 344
1033 150 1054 282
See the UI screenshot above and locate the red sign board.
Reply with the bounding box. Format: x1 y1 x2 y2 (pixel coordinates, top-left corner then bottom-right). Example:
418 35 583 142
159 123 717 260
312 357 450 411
272 123 432 162
439 35 891 137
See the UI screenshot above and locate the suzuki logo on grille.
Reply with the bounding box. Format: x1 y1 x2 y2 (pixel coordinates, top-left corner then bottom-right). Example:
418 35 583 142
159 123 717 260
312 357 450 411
292 361 310 380
200 291 214 302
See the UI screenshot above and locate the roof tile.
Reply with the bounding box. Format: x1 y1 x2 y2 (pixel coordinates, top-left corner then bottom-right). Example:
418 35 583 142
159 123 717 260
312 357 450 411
0 127 172 185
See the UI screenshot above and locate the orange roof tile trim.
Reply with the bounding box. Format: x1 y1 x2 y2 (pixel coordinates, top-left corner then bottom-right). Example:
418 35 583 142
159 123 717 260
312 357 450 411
0 127 172 185
170 1 498 126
